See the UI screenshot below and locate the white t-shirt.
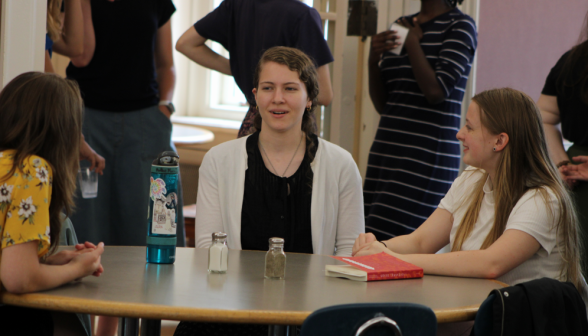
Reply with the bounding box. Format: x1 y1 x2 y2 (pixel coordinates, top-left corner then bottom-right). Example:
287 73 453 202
438 167 564 285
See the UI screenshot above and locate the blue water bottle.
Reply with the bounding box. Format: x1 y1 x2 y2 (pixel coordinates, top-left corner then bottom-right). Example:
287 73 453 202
146 151 180 264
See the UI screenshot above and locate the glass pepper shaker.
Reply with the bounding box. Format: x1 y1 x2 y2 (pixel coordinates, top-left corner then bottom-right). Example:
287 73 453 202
208 232 228 273
265 237 286 279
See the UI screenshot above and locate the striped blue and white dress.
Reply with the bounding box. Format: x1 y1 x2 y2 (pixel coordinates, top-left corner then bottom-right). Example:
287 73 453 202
364 8 477 240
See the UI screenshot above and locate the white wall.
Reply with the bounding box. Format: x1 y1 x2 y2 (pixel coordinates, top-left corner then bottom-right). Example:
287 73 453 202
475 0 586 101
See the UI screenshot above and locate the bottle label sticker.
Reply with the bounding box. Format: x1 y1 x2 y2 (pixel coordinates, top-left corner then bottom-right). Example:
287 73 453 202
150 177 177 235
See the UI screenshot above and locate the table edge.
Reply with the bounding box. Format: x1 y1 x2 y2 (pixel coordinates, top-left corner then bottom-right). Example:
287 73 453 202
0 292 488 325
489 279 508 287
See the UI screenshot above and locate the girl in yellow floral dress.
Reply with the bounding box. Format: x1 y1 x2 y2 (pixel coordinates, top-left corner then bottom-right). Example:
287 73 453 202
0 72 104 336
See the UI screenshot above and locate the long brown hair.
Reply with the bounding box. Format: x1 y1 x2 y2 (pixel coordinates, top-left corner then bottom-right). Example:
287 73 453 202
451 88 582 290
47 0 63 42
0 72 83 252
251 46 320 162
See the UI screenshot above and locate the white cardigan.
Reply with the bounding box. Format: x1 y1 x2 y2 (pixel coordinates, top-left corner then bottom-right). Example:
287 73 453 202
195 135 365 256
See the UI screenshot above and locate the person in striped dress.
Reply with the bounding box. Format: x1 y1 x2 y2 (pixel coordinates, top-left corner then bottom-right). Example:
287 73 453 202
364 0 477 240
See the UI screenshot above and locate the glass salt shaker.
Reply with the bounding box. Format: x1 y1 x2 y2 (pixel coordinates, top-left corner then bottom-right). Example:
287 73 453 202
265 237 286 279
208 232 228 273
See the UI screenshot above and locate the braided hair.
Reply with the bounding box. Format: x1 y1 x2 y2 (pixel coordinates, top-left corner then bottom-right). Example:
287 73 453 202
444 0 464 7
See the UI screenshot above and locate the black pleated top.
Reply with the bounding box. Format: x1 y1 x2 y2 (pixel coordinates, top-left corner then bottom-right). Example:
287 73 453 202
241 131 318 253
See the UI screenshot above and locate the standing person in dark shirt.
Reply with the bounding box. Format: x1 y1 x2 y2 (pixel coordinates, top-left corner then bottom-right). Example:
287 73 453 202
539 13 588 276
66 0 182 334
175 0 334 137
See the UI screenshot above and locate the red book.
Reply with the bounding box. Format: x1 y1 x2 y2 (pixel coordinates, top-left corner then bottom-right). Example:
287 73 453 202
325 252 423 281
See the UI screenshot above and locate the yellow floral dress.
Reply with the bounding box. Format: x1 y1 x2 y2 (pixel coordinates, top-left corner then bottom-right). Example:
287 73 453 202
0 150 52 263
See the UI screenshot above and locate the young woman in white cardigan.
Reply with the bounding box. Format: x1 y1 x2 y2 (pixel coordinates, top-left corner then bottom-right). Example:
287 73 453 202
195 46 364 257
353 88 583 291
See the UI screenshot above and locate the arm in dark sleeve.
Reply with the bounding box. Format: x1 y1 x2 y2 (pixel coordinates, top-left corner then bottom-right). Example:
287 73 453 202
541 52 568 96
157 0 176 28
193 0 231 50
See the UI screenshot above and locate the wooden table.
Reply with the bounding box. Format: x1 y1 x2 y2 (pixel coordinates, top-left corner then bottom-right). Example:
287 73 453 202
171 124 214 147
0 247 504 335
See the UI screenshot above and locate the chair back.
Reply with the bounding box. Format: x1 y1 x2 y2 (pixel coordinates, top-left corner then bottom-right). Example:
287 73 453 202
472 292 496 336
472 278 588 336
300 303 436 336
59 215 80 246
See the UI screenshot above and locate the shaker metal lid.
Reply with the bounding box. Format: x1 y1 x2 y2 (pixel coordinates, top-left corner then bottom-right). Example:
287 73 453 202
212 232 227 239
268 237 285 245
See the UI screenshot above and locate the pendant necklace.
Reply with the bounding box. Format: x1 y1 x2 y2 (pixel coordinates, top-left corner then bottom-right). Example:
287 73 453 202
259 133 304 195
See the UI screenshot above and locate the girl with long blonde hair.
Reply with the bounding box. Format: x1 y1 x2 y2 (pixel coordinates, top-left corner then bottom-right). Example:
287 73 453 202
354 88 583 292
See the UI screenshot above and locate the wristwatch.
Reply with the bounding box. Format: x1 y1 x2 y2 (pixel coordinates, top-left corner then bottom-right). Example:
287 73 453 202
159 101 175 114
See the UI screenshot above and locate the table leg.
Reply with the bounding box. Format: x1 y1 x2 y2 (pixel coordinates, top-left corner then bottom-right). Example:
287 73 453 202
118 317 139 336
140 319 162 336
268 325 296 336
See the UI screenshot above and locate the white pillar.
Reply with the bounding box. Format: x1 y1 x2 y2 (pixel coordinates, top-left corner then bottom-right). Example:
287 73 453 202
0 0 47 88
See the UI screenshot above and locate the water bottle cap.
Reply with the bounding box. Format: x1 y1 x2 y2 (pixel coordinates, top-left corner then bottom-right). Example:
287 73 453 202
153 151 180 166
212 232 227 239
